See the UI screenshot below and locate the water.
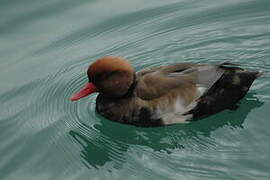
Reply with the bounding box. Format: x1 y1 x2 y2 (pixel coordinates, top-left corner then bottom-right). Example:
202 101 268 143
1 0 270 179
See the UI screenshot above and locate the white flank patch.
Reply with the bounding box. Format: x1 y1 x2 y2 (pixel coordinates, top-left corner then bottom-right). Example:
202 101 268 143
155 86 207 125
197 85 207 97
154 97 194 125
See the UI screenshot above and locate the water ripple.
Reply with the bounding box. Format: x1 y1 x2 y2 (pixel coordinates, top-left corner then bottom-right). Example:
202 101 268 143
1 0 270 179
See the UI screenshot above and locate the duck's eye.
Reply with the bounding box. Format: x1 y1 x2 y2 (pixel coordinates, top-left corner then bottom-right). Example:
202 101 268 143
90 71 119 83
100 71 118 79
100 73 107 79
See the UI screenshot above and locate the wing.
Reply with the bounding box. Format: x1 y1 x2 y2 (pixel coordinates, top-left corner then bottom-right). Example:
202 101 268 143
135 63 225 101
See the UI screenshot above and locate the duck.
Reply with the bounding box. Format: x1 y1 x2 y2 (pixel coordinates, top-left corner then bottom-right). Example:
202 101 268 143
70 56 262 127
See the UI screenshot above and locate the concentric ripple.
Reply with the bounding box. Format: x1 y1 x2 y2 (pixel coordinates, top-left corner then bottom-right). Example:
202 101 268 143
1 0 270 179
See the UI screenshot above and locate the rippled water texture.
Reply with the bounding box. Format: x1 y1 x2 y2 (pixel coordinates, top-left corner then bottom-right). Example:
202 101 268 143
1 0 270 179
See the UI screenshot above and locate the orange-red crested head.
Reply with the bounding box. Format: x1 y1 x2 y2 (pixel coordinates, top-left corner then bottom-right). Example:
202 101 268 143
70 56 135 101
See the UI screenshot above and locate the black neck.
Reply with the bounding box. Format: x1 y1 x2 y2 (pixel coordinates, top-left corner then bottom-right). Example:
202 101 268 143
122 73 137 98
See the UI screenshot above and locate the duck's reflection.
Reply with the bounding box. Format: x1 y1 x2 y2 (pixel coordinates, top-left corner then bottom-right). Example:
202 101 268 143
69 93 264 169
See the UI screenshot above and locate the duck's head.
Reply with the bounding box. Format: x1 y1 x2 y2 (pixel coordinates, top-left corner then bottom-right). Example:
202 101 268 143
70 56 135 101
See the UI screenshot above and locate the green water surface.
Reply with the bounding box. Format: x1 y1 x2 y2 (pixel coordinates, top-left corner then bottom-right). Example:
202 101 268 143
1 0 270 179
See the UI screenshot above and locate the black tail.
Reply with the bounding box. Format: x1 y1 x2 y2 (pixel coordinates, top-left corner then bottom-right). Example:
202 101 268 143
187 66 262 120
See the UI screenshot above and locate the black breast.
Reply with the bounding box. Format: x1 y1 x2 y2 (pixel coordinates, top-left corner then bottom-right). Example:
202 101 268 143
96 94 163 127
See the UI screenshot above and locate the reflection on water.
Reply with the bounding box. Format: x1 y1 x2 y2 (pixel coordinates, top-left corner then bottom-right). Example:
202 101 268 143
69 93 264 169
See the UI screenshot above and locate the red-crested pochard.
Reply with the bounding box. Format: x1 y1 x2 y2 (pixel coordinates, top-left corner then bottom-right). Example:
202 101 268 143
70 56 262 127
